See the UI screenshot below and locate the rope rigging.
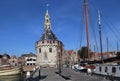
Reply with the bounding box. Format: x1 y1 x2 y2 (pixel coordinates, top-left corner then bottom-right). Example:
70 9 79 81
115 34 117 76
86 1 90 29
89 0 120 50
101 14 120 42
88 9 99 52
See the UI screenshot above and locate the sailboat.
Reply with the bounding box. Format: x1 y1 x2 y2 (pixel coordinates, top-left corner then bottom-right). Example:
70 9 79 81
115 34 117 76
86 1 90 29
80 0 120 79
94 3 120 81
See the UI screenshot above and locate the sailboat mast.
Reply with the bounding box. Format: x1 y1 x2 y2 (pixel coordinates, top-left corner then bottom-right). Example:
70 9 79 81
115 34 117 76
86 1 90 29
117 41 119 52
94 42 96 61
98 10 103 62
106 37 109 57
84 0 90 61
106 37 109 53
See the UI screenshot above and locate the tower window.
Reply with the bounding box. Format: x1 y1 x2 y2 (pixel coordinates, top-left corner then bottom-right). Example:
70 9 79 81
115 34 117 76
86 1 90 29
46 19 49 23
50 40 52 44
53 40 55 43
42 40 44 43
39 48 41 53
49 48 52 53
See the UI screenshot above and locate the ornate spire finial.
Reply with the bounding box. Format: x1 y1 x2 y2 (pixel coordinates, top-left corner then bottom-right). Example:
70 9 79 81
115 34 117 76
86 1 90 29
46 4 49 15
46 4 49 7
46 4 49 11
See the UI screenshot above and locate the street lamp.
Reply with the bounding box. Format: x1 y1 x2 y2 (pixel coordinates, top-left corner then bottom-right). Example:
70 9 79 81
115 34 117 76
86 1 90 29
58 48 61 74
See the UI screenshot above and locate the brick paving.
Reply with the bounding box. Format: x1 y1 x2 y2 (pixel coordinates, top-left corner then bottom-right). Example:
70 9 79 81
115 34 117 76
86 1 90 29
30 67 111 81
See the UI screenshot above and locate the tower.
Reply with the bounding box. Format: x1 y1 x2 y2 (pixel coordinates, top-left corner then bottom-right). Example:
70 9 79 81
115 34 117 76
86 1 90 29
35 10 64 67
44 10 51 32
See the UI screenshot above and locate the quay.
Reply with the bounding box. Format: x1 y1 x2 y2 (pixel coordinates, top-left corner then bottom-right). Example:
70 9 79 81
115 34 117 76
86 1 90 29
26 67 111 81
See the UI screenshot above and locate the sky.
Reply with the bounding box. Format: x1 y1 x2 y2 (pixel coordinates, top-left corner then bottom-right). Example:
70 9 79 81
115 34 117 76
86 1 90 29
0 0 120 57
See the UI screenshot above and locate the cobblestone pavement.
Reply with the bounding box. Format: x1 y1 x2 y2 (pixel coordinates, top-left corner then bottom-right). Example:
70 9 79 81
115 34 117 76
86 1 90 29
31 67 111 81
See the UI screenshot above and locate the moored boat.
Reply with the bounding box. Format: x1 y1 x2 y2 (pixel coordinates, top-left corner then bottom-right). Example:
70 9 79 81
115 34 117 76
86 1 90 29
0 65 22 76
95 63 120 78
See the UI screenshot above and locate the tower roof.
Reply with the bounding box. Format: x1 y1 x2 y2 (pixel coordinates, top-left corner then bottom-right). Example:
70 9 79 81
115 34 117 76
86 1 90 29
40 10 57 40
40 30 57 40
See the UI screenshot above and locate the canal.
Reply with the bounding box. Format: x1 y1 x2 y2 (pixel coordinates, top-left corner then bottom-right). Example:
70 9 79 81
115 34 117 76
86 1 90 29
0 74 26 81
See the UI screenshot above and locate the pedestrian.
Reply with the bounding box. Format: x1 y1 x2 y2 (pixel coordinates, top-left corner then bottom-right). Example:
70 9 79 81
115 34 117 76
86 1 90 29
26 75 33 81
87 68 91 76
39 66 41 79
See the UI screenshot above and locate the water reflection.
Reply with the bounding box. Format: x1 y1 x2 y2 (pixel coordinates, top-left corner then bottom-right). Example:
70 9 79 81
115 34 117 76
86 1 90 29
0 74 25 81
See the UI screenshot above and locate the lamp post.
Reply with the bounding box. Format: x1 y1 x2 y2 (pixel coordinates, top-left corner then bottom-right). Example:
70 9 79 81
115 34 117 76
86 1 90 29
58 48 61 74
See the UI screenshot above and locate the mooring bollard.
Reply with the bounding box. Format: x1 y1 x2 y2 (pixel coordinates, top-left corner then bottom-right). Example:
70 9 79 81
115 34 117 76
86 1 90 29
39 66 41 79
26 71 34 81
26 75 33 81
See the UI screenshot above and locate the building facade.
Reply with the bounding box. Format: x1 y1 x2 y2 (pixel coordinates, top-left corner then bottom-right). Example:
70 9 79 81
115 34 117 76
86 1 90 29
1 53 10 65
9 55 18 66
20 53 36 66
36 10 64 67
63 50 77 67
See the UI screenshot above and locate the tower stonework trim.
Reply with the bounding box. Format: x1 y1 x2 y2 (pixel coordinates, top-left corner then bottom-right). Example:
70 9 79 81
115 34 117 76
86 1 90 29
36 10 64 68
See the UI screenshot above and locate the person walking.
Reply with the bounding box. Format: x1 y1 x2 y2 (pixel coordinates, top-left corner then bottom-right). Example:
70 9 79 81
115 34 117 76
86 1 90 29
26 75 33 81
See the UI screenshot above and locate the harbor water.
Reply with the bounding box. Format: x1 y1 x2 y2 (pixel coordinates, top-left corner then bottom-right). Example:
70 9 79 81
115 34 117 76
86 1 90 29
0 74 26 81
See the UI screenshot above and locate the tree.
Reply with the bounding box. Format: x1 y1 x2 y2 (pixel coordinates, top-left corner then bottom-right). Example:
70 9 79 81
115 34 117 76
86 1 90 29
78 46 93 61
78 46 88 60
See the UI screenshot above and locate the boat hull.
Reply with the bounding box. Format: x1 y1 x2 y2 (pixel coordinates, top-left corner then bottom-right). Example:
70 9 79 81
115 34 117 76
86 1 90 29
95 64 120 77
0 67 21 76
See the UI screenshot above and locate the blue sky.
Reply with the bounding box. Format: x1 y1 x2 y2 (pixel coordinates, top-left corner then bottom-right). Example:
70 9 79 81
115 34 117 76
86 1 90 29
0 0 120 56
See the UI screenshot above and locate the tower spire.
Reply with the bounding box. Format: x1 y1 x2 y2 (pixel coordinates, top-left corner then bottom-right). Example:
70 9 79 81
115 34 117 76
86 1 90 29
44 5 51 33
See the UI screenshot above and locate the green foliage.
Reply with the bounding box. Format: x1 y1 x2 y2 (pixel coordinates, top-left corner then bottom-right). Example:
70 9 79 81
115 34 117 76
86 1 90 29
78 46 93 60
78 46 88 60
